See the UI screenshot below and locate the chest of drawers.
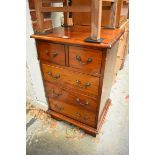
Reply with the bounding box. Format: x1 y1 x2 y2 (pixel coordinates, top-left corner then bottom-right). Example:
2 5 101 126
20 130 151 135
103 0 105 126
31 26 124 136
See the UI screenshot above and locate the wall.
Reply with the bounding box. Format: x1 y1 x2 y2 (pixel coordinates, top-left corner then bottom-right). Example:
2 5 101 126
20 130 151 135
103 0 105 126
26 0 63 110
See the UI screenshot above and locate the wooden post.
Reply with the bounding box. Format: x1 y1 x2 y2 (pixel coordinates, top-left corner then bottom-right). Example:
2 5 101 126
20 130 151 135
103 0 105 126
34 0 44 32
85 0 103 43
63 0 70 26
91 0 102 40
106 0 118 28
115 0 123 28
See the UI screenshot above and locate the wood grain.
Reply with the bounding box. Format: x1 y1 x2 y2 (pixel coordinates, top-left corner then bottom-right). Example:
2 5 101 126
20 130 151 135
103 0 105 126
31 26 124 48
41 63 100 97
45 81 98 112
90 0 102 40
41 6 91 12
37 40 66 66
48 98 96 127
47 109 98 136
69 46 103 76
34 0 44 32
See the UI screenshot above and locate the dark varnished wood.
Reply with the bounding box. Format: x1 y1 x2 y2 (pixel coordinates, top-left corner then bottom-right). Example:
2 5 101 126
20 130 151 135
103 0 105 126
41 63 100 97
69 45 104 76
37 40 66 66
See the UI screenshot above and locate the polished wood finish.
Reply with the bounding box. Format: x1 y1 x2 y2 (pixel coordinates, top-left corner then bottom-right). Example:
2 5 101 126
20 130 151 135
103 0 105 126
45 82 98 112
49 97 96 127
69 46 103 76
47 98 111 136
31 26 124 48
41 63 100 97
37 41 66 66
31 25 124 136
29 0 127 137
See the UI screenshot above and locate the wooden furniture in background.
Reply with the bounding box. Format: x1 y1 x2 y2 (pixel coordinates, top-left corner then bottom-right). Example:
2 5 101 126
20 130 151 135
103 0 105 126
72 0 129 28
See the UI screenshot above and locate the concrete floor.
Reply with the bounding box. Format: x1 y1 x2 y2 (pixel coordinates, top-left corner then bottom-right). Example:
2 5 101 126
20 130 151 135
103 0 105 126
26 56 128 155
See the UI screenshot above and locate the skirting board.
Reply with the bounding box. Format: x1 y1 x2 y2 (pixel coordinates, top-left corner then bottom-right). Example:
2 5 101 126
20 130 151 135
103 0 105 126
26 96 48 111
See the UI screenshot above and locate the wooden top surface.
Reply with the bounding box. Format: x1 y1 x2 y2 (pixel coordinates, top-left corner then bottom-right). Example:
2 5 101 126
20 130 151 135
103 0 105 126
31 26 124 48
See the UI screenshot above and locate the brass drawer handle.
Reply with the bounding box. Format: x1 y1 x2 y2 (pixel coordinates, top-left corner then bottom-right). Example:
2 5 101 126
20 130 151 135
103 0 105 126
76 98 89 106
47 72 60 80
52 52 58 58
76 112 89 121
76 55 93 64
45 49 49 55
76 80 91 88
48 89 62 98
45 50 58 58
54 103 64 112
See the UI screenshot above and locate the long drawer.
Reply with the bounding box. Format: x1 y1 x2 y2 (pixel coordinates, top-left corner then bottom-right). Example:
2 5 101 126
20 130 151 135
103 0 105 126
48 97 96 127
45 82 97 113
41 63 100 97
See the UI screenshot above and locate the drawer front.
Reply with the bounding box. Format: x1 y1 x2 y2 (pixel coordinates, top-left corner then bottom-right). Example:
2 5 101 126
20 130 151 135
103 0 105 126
49 98 96 127
45 82 97 112
37 41 65 66
69 46 102 76
41 63 100 97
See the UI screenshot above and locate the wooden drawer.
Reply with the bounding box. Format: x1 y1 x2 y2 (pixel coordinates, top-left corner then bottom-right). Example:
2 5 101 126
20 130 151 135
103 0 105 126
41 63 100 97
69 46 102 76
45 82 97 113
37 41 65 66
49 98 96 127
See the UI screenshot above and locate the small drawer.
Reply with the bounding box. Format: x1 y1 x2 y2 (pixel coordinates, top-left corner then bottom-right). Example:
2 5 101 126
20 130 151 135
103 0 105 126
41 63 100 97
49 98 96 127
37 41 65 66
45 82 97 113
69 46 102 76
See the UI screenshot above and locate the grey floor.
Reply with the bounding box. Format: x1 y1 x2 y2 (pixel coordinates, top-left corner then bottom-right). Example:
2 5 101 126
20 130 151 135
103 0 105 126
26 56 129 155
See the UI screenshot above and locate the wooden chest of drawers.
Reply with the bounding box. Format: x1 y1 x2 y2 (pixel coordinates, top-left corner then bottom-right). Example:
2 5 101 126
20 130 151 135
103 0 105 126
31 26 124 136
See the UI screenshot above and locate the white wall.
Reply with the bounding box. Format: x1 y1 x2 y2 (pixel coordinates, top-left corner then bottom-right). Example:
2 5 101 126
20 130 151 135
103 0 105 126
26 1 63 110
